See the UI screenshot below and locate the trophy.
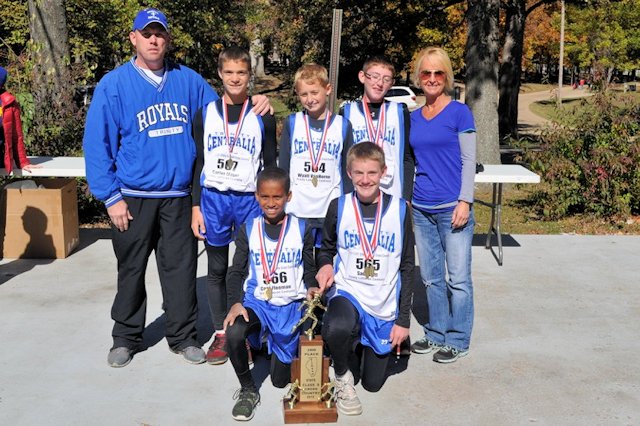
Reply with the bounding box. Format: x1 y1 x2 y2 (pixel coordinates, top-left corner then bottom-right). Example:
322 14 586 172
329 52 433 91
283 294 338 423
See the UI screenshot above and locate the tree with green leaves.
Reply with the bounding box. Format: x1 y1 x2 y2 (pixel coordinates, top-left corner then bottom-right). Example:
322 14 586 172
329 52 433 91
565 0 640 88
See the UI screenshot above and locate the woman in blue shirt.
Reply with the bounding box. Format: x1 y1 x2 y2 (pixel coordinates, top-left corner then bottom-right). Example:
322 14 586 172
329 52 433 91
408 47 476 363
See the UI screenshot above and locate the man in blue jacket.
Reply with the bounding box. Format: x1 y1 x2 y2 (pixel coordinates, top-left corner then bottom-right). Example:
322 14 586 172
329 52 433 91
83 8 269 368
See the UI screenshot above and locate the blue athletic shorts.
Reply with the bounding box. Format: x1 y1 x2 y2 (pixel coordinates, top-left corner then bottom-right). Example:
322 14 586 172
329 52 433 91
200 188 261 246
328 291 394 356
243 294 304 364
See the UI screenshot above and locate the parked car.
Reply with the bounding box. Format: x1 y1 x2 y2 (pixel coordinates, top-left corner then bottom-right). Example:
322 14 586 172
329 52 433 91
385 86 418 110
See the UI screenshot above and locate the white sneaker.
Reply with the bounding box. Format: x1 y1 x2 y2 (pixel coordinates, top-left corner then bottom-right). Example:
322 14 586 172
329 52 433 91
334 371 362 415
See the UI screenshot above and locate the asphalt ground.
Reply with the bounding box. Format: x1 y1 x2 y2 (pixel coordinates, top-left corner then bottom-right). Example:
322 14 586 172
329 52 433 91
1 230 639 425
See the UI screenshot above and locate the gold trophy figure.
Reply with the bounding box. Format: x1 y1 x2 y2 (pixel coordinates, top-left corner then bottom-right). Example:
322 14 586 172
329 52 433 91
291 293 326 339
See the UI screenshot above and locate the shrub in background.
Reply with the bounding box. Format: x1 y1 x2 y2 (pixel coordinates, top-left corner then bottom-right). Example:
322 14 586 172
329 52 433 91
522 91 640 219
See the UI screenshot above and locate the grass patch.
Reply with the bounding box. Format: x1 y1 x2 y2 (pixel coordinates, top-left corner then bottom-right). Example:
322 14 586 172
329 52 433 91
529 90 640 121
80 185 640 234
473 185 640 235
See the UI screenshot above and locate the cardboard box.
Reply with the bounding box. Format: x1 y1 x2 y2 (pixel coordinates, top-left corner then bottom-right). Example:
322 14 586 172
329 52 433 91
1 178 79 259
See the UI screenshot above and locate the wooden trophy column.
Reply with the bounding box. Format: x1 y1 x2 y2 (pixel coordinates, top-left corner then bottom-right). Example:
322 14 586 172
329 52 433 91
283 295 338 423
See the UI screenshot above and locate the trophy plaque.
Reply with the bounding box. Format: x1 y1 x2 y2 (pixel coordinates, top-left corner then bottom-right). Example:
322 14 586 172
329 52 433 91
283 294 338 424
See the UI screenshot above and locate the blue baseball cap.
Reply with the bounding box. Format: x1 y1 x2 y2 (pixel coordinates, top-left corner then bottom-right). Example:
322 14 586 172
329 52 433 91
132 8 168 32
0 66 7 87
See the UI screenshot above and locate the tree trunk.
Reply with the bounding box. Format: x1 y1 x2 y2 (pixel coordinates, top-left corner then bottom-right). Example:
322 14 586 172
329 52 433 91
250 38 266 78
465 0 501 164
498 0 526 142
28 0 70 104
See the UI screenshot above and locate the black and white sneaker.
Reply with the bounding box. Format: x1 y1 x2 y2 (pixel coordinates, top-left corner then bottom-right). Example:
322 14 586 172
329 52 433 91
232 387 260 421
432 346 469 363
410 337 442 355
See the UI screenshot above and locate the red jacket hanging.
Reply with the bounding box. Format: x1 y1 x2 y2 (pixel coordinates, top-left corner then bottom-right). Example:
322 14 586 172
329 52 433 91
1 90 31 172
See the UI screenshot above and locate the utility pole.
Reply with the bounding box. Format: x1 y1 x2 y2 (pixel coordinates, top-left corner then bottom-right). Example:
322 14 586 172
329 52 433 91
328 9 343 112
557 0 565 107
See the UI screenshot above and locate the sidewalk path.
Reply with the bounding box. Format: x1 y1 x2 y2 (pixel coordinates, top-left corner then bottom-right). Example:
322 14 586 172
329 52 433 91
1 231 639 425
518 86 593 135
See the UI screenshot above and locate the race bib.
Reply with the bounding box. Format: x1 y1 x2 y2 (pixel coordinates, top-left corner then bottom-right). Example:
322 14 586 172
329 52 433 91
293 157 336 189
345 250 389 283
207 149 253 186
256 264 298 300
380 162 394 188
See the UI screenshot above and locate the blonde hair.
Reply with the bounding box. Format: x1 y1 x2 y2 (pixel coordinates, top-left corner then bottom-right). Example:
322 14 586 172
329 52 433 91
412 47 454 94
346 142 386 171
294 63 329 90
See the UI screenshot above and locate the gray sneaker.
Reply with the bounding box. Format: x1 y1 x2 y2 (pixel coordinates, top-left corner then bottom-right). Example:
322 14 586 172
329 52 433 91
172 346 206 364
411 336 442 354
232 387 260 421
335 370 362 416
107 347 133 368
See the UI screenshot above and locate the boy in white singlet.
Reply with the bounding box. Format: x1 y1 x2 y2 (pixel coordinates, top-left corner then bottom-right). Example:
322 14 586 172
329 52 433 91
279 63 354 258
223 167 319 421
316 142 415 416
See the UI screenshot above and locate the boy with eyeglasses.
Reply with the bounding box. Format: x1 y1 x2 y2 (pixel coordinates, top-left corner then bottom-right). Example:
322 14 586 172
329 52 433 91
340 56 414 200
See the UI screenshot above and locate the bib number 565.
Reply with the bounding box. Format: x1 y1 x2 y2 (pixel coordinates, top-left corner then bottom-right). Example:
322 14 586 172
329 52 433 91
355 258 380 271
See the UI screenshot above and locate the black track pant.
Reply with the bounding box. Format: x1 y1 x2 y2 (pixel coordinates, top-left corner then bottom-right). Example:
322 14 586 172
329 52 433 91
322 296 390 392
226 307 291 389
204 244 229 331
111 196 198 351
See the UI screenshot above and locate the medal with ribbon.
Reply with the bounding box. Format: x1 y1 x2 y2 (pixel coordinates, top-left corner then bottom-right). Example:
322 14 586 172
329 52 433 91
257 216 289 300
352 192 383 279
362 101 386 147
303 111 331 187
222 97 249 170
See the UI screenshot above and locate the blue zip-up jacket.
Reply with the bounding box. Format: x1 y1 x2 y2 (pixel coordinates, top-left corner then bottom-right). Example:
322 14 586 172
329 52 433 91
83 57 218 207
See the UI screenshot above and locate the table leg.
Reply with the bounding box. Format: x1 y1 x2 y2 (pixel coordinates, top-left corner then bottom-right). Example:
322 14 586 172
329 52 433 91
484 183 497 250
482 183 504 266
493 183 503 265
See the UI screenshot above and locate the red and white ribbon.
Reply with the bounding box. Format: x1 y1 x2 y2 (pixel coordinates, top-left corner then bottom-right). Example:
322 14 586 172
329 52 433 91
352 192 383 260
257 216 289 283
303 111 332 172
362 102 386 147
222 97 249 155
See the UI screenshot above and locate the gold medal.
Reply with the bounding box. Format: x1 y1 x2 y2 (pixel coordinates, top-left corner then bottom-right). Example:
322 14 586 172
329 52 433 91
263 286 273 300
311 175 318 187
225 158 234 170
364 264 375 279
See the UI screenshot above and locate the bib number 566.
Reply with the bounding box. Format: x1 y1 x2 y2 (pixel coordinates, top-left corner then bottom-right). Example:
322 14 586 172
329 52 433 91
264 271 288 285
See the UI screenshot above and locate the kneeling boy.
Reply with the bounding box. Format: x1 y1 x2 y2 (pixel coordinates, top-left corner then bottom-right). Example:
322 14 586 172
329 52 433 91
224 167 318 421
316 142 415 416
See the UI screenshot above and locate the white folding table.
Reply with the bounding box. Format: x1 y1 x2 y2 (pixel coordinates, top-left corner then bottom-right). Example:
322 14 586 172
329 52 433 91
474 164 541 265
3 159 541 266
1 156 86 177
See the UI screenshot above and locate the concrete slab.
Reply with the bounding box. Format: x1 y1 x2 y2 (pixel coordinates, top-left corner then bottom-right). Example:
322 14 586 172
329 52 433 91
1 231 639 425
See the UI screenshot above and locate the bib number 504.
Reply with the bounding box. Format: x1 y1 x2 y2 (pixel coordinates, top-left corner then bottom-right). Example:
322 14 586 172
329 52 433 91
303 161 326 173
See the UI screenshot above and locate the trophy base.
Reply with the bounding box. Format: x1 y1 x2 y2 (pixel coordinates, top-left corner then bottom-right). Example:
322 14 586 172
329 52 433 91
283 400 338 424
